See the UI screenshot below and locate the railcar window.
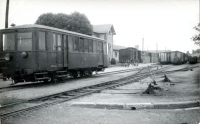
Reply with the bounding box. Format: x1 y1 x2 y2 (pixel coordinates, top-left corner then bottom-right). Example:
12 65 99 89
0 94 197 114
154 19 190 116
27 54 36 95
79 38 84 52
68 35 73 52
98 41 102 53
64 35 67 51
57 34 61 51
84 39 89 53
3 33 15 51
53 34 56 51
93 40 97 53
39 31 46 50
74 37 79 52
89 40 93 53
17 32 32 51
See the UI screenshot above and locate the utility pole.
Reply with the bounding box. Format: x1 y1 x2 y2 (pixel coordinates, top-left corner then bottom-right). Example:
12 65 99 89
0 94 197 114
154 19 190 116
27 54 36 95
5 0 10 28
142 38 144 53
156 42 158 53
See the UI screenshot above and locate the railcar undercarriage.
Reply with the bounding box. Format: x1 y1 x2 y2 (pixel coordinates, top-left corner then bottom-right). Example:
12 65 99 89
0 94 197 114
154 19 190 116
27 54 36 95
2 67 105 85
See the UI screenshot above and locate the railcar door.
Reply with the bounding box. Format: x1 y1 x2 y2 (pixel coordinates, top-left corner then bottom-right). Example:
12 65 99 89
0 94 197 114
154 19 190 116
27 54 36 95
63 35 68 67
97 41 103 65
53 34 63 68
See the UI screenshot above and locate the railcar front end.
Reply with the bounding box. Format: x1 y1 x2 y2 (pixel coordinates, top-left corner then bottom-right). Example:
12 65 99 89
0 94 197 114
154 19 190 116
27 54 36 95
0 28 39 83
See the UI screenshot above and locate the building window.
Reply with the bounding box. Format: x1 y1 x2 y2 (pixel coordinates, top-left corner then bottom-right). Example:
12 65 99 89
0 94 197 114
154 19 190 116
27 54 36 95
38 31 46 50
115 51 117 57
3 33 15 51
18 32 32 51
108 43 111 54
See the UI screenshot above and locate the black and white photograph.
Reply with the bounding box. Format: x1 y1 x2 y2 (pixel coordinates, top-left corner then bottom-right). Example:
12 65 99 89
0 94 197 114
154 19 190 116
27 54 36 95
0 0 199 123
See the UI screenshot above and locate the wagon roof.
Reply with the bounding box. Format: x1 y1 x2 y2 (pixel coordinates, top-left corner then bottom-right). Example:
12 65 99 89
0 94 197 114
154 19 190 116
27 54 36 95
0 24 106 41
113 45 126 50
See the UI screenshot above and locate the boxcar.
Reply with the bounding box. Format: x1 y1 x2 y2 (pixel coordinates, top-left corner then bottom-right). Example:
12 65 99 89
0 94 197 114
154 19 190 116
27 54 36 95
170 51 186 65
159 52 170 64
119 47 139 63
0 24 108 83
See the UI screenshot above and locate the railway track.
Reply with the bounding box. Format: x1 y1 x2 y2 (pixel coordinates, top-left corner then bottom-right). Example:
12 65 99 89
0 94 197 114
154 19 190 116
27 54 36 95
0 65 198 120
0 65 162 93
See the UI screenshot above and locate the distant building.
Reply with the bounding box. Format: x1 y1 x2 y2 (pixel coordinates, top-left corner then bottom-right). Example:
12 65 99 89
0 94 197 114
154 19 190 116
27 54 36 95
93 24 116 63
135 45 139 50
113 45 126 62
147 50 171 53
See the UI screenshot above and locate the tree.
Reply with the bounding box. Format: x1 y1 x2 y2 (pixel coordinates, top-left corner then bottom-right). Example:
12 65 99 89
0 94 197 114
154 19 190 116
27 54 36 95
35 13 56 27
35 12 93 35
192 23 200 45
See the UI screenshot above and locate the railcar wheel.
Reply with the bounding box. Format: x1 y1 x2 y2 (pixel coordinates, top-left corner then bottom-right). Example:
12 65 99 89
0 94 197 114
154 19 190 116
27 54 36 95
72 73 78 78
88 71 93 76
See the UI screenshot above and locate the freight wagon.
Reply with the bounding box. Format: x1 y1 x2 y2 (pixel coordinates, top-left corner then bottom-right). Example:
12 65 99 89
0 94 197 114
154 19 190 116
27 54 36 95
150 53 159 63
159 52 170 64
119 47 140 63
159 51 187 65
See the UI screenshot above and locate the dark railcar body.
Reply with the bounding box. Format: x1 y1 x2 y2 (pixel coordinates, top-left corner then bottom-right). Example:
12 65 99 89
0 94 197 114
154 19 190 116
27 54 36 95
119 47 139 63
0 24 108 83
188 56 198 64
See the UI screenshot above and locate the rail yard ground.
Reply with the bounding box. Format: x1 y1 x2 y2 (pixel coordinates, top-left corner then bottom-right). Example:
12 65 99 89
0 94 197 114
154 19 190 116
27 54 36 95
1 63 200 124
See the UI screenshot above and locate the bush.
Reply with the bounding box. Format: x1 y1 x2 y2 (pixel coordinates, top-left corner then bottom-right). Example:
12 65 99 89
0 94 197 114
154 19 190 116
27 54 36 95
111 58 116 65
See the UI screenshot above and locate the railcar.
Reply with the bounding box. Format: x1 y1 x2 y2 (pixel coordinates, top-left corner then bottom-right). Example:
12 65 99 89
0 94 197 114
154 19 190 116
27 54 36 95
0 24 108 83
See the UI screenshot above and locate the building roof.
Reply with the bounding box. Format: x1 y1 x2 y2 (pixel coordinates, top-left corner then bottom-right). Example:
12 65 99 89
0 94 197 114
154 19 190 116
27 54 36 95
113 45 126 50
147 50 171 53
93 24 116 35
0 24 106 42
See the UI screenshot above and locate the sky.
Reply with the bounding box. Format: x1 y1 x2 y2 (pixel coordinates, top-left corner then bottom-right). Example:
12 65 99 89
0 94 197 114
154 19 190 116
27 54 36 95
0 0 199 53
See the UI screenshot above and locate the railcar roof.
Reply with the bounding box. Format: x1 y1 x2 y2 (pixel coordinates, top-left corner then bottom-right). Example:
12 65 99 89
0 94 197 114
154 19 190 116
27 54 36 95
0 24 106 42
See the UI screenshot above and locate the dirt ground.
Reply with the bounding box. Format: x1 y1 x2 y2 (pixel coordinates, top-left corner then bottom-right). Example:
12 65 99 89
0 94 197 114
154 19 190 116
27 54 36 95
1 64 200 124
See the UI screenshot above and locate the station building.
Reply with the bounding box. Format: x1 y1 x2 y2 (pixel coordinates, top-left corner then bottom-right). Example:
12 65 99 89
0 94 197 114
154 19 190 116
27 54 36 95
93 24 116 63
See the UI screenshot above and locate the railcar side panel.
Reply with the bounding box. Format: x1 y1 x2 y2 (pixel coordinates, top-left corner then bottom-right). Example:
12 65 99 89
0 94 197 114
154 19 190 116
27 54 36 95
103 42 108 67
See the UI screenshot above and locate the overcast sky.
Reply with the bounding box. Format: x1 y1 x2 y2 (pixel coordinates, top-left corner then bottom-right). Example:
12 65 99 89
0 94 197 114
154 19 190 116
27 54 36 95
0 0 199 53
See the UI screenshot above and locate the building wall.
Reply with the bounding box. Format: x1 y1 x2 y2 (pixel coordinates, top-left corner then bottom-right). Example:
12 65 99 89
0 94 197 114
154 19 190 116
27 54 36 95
113 50 119 62
107 32 113 62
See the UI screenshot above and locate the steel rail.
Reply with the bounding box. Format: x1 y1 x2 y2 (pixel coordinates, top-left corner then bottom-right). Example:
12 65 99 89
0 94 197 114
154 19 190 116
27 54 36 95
0 65 163 93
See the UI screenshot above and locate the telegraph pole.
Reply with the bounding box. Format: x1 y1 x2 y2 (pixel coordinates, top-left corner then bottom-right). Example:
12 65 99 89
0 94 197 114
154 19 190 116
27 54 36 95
142 38 144 53
5 0 10 28
156 42 158 53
